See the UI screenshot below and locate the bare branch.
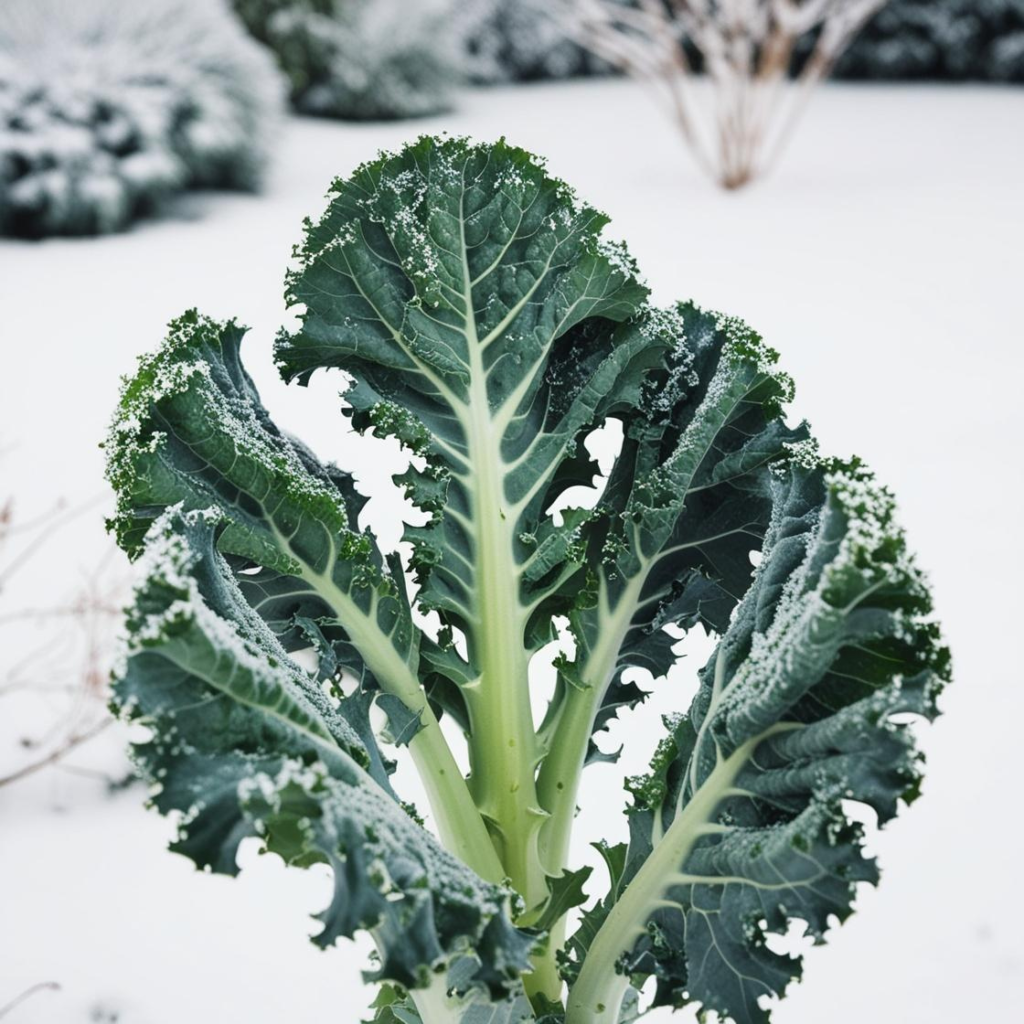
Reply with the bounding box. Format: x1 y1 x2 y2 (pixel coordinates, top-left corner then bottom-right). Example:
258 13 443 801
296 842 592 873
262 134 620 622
0 982 61 1020
1 471 126 792
561 0 886 188
0 718 112 789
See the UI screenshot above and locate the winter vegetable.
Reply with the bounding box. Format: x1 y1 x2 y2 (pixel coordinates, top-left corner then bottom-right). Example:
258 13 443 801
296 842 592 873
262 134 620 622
232 0 482 120
0 0 284 239
106 137 949 1023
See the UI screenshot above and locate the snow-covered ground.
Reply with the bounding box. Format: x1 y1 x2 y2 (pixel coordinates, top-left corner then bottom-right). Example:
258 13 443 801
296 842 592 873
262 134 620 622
1 78 1022 1023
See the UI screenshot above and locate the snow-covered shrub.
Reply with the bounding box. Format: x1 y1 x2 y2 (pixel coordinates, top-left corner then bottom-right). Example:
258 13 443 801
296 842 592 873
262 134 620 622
837 0 1024 81
466 0 608 83
0 0 284 239
233 0 482 120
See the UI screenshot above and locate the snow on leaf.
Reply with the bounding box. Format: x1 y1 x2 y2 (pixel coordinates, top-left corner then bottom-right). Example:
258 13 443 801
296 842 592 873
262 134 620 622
562 460 950 1024
113 508 531 995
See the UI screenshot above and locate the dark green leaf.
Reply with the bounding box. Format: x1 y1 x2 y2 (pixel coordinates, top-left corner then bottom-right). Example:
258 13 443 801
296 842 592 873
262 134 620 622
563 459 950 1023
113 509 530 995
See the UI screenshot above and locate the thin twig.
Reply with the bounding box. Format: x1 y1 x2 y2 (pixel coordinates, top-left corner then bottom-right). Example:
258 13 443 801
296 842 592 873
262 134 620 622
0 492 107 588
1 477 126 792
0 603 122 625
0 982 61 1020
0 717 112 789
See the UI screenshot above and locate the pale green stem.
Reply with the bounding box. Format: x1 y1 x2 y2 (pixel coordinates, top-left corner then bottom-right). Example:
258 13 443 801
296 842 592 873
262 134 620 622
408 703 506 884
528 579 646 1008
564 729 787 1024
407 973 461 1024
523 914 569 1008
456 181 550 919
292 555 503 884
537 576 645 879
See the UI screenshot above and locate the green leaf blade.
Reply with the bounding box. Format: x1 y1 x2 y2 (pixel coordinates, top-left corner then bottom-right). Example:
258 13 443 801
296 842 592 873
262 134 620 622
563 460 949 1024
114 509 530 996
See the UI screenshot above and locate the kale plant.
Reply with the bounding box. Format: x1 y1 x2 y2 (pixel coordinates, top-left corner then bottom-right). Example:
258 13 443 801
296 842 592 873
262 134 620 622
106 137 949 1023
0 0 284 238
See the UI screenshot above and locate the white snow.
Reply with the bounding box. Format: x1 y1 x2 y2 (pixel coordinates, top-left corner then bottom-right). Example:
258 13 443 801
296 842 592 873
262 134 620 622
1 78 1022 1022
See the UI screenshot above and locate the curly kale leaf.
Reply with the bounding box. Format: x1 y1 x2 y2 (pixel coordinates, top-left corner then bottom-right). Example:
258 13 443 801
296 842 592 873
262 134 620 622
104 135 948 1024
105 311 429 760
105 309 530 994
113 508 531 994
275 133 650 913
535 301 809 889
562 459 950 1023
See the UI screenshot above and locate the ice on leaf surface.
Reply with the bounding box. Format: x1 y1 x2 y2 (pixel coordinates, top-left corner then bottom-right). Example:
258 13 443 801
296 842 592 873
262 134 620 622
106 136 949 1024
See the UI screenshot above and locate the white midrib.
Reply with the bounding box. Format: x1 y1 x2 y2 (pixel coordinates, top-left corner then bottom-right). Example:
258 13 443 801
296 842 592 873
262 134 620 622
536 571 646 876
563 730 780 1024
457 204 548 913
269 520 504 885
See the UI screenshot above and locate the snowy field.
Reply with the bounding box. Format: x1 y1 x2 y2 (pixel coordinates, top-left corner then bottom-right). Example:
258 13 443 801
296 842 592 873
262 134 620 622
1 78 1022 1022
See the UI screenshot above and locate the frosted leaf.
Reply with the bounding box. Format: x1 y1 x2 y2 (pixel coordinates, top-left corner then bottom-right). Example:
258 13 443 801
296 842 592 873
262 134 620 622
112 507 533 995
564 462 950 1024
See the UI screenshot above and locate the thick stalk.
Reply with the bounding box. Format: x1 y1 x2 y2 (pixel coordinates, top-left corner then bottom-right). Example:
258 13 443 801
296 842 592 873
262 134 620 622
564 732 774 1024
536 576 645 879
457 189 549 920
535 686 597 876
409 704 506 884
529 580 645 1009
407 972 460 1024
462 346 549 914
298 561 503 884
523 915 568 1009
371 942 461 1024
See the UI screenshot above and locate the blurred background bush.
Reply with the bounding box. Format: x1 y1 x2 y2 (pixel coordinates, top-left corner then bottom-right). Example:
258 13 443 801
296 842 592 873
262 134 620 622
838 0 1024 81
2 0 1021 238
0 0 284 238
467 0 609 83
231 0 481 119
